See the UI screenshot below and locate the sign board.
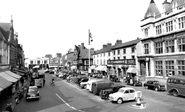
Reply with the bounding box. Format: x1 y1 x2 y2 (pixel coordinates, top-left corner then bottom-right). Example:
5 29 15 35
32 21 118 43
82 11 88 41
107 59 135 65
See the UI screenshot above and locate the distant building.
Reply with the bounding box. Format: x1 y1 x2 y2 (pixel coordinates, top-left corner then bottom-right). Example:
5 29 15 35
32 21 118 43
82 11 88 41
26 57 49 69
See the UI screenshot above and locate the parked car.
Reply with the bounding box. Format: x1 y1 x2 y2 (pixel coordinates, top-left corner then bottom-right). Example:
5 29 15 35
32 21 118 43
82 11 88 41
99 84 125 100
91 80 113 95
143 80 166 91
86 79 104 91
126 79 142 86
109 87 142 104
26 86 40 101
78 77 89 86
110 75 120 82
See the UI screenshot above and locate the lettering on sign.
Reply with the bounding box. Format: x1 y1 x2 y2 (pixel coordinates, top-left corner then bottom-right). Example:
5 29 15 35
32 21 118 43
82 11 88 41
107 59 135 65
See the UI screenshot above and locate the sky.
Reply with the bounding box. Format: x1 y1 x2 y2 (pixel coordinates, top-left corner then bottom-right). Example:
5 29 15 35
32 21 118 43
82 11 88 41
0 0 167 59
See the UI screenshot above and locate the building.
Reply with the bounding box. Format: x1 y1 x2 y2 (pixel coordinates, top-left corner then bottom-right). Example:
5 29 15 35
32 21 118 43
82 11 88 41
66 49 75 70
139 0 185 79
107 39 140 78
27 57 49 69
73 43 94 71
92 43 112 73
17 44 24 67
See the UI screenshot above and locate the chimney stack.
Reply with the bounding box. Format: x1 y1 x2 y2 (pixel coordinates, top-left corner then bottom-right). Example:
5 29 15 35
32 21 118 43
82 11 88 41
107 43 112 47
115 40 122 45
103 44 107 48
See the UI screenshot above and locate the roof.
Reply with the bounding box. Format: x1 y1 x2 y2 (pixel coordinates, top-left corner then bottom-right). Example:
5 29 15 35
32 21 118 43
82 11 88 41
171 0 185 7
0 31 6 41
94 46 112 55
120 87 135 90
163 1 172 12
112 39 140 50
0 76 12 88
0 72 18 83
144 0 160 19
0 23 12 42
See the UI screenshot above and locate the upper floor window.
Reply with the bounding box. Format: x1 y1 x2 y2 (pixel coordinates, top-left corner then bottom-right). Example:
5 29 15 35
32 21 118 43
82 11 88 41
156 24 162 35
113 57 116 60
117 50 120 55
166 21 173 32
97 54 99 57
165 40 174 53
30 61 33 64
113 50 116 55
144 28 148 37
108 52 111 56
117 57 120 60
131 46 135 53
123 49 126 54
37 60 40 64
123 56 126 59
155 42 163 54
44 60 47 64
178 38 185 52
144 43 149 54
178 16 185 29
97 60 98 64
132 55 135 59
104 53 105 57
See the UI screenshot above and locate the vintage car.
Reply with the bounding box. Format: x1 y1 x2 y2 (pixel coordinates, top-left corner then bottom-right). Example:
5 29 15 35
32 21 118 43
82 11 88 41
143 80 166 91
99 84 125 100
109 87 142 104
26 86 40 101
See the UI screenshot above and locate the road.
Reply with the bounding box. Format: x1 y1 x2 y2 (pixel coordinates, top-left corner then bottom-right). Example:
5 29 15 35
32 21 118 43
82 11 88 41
14 73 185 112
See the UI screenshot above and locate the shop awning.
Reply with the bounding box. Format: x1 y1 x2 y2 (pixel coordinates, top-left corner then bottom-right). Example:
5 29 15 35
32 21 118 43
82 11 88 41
33 66 39 69
0 72 18 83
4 71 21 79
126 67 138 74
90 65 96 69
0 86 3 92
17 71 25 76
0 76 12 89
95 66 107 71
71 66 77 70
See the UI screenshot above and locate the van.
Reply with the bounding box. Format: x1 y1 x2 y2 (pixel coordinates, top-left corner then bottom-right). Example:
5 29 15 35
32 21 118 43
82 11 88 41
91 80 113 95
86 79 104 91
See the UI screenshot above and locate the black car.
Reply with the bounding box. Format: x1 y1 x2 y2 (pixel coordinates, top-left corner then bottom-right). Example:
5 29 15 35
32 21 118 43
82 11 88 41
99 84 125 100
143 80 166 91
110 75 120 82
126 79 142 86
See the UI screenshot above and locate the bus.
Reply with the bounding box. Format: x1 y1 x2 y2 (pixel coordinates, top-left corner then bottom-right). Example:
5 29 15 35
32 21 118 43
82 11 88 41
167 75 185 97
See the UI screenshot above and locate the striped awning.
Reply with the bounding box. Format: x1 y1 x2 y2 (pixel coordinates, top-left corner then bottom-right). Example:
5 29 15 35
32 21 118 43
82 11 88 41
0 72 18 83
4 71 21 79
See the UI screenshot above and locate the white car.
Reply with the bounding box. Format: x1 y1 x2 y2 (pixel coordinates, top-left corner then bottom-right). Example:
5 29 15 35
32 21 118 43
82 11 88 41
109 87 142 104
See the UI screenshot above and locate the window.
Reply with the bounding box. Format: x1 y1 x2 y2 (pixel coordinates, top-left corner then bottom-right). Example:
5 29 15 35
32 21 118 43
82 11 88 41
155 42 163 54
103 59 105 65
144 43 149 54
44 60 47 64
155 61 163 76
123 56 126 59
131 46 135 53
113 51 116 55
0 55 2 64
132 55 135 59
156 24 162 35
124 90 129 94
113 57 116 60
130 89 135 93
37 60 40 64
117 57 120 60
166 21 173 32
178 38 185 52
177 60 185 76
165 40 174 53
97 60 98 64
104 53 105 57
144 28 148 37
108 52 111 56
178 16 185 29
97 54 99 57
30 61 33 64
166 60 175 77
123 49 126 54
117 50 120 55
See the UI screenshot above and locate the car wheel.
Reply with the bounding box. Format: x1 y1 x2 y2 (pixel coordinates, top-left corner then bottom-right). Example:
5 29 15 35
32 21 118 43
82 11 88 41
117 98 123 104
155 87 158 91
172 90 178 97
145 86 148 89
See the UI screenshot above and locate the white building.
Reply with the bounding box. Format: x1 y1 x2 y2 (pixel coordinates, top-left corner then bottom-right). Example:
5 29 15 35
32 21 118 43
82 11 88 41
92 43 112 72
25 57 49 68
138 0 185 78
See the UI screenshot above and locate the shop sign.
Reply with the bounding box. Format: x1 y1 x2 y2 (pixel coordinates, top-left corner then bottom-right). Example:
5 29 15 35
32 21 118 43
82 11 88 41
107 59 135 65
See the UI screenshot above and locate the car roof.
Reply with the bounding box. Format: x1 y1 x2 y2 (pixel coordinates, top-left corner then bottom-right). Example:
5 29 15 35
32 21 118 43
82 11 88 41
119 87 134 90
29 86 38 89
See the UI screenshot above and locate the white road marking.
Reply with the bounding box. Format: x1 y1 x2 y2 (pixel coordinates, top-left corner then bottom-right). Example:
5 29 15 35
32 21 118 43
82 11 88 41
56 93 85 112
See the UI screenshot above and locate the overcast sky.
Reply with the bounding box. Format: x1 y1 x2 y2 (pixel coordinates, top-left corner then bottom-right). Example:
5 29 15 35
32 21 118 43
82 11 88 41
0 0 167 59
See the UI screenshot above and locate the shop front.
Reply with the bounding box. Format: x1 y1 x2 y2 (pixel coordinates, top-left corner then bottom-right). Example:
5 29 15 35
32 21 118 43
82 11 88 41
107 59 136 78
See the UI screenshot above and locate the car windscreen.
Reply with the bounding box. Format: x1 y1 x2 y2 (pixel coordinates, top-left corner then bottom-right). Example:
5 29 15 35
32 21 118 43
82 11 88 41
118 89 124 93
28 88 38 93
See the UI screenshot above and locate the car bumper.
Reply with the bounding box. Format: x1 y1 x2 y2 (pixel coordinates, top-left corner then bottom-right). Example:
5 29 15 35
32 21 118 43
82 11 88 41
26 96 40 99
109 96 116 101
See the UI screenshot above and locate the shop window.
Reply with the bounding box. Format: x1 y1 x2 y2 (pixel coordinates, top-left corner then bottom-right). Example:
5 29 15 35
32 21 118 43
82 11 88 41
166 60 175 77
155 42 163 54
177 60 185 76
144 43 149 54
165 40 174 53
178 38 185 52
155 61 163 76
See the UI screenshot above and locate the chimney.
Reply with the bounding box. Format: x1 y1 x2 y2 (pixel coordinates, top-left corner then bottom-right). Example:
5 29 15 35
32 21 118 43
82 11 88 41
107 43 112 47
103 44 107 48
115 39 122 45
90 48 94 51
